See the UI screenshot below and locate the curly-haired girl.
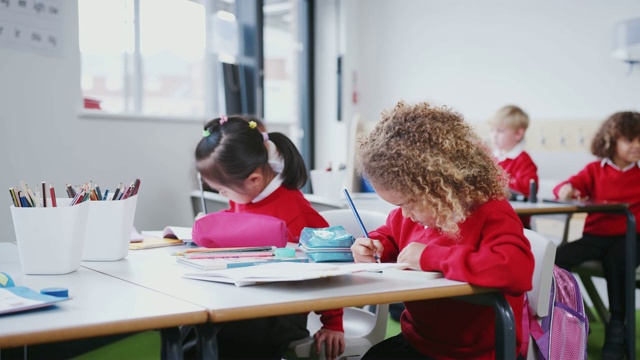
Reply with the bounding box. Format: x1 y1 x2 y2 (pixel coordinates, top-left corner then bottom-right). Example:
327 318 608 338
350 101 534 359
554 111 640 360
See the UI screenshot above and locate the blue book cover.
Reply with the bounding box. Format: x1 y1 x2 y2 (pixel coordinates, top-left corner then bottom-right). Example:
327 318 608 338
0 286 70 315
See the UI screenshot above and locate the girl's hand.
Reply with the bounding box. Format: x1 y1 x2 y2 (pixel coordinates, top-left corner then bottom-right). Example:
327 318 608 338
351 238 383 263
313 329 345 360
397 242 427 270
557 183 580 200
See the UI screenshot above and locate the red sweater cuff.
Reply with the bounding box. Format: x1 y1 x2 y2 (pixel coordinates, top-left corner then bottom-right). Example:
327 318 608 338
420 244 451 271
318 308 344 332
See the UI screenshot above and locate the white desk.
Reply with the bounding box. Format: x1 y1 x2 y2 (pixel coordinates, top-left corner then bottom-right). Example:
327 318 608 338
0 243 208 359
305 192 397 214
346 192 396 214
84 246 517 359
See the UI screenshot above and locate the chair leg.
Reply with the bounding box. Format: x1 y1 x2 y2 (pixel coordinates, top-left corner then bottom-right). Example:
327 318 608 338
160 327 183 360
180 325 197 354
578 273 610 325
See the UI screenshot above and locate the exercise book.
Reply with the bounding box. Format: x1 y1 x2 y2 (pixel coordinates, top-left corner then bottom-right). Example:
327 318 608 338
177 256 309 270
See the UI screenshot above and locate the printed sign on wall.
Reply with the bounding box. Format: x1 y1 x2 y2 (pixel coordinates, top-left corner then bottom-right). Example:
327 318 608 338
0 0 64 57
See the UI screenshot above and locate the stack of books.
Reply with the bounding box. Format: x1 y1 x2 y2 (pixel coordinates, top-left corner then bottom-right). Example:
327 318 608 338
174 246 308 270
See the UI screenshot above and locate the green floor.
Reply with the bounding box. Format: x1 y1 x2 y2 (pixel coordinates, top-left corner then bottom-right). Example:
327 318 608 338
72 332 160 360
73 311 640 360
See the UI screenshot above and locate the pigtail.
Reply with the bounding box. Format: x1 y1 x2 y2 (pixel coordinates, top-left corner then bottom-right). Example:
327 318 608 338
268 132 308 189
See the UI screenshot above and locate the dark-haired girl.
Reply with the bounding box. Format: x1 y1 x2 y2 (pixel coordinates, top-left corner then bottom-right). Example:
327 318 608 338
194 115 345 359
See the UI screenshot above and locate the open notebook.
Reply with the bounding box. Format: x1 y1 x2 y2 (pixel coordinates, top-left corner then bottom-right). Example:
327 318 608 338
183 262 413 286
132 226 193 250
141 226 193 241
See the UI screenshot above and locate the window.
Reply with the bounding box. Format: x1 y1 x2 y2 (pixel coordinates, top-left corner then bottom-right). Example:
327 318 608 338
263 0 297 124
263 0 314 169
79 0 206 117
78 0 314 171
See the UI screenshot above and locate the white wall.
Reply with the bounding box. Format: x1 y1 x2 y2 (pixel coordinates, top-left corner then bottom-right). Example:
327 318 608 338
0 2 202 243
314 0 348 171
3 1 640 243
315 0 640 177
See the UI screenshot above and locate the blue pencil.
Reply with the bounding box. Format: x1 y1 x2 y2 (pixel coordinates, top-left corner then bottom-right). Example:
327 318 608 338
343 188 380 262
343 188 369 237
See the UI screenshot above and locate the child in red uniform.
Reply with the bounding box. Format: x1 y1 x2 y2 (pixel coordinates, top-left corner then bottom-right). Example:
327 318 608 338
194 116 345 359
553 111 640 360
351 101 535 360
489 105 538 198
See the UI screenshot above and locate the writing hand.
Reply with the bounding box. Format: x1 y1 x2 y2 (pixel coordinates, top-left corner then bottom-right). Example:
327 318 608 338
351 238 383 263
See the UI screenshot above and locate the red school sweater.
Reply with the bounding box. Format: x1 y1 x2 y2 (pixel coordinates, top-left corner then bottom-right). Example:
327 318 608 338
369 199 534 359
227 186 343 332
228 186 329 243
498 150 538 197
553 161 640 236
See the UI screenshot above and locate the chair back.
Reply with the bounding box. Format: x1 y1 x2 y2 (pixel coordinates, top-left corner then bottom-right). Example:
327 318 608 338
319 209 388 238
523 229 557 317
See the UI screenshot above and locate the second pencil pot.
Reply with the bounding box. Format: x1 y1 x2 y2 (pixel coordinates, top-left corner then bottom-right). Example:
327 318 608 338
82 195 138 261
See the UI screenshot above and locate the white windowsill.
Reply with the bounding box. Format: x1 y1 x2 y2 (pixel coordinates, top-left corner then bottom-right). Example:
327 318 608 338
78 109 207 124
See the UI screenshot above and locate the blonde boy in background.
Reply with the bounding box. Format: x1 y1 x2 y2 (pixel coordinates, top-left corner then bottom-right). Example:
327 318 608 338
489 105 538 228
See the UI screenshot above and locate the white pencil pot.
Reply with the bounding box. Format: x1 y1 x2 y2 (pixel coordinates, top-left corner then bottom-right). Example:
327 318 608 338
82 195 138 261
11 199 90 275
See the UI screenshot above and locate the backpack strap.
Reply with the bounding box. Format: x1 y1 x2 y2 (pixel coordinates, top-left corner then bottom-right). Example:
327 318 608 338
520 295 533 358
520 294 546 359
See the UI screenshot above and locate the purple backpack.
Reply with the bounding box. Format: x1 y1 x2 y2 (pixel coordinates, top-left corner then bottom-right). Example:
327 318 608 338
523 266 589 360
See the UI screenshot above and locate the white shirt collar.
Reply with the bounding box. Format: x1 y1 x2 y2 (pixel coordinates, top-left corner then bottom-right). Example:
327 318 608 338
494 142 524 162
600 158 640 172
252 174 284 203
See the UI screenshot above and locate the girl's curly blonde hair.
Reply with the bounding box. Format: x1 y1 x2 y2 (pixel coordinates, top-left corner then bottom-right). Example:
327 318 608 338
357 101 510 235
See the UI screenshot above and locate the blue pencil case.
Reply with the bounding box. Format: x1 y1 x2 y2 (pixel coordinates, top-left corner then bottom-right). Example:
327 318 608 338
299 226 354 262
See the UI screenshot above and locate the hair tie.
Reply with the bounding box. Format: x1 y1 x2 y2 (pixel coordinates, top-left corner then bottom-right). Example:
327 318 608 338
220 115 228 125
248 121 257 129
202 129 211 137
262 132 269 142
